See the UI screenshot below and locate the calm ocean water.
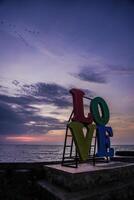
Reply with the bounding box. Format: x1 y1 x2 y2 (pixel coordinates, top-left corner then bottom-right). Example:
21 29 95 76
0 144 134 163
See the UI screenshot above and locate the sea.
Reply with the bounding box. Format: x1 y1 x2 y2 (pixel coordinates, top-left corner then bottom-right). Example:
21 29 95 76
0 144 134 163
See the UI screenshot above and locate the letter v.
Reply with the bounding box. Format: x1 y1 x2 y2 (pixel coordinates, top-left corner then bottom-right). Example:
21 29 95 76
68 122 96 161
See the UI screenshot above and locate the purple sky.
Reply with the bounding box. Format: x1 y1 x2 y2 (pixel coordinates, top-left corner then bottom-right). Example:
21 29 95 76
0 0 134 144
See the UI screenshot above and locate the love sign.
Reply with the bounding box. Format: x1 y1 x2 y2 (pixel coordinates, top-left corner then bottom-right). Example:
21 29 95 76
68 88 114 161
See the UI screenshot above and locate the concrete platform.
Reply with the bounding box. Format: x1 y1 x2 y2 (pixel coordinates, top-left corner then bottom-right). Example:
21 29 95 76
37 161 134 200
45 161 133 174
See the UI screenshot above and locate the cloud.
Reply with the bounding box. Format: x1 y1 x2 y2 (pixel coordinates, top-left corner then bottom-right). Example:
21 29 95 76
0 85 8 94
0 102 21 123
71 66 107 84
108 65 134 75
20 82 94 107
20 82 72 108
0 98 65 135
0 82 71 135
12 80 20 86
0 82 72 108
71 64 134 84
0 81 95 136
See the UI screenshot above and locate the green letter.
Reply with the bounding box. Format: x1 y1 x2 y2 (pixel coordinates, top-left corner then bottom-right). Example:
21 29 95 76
69 122 96 161
90 97 110 125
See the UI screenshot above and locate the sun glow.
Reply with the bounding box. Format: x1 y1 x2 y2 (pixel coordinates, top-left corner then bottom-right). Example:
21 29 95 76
5 130 65 144
6 136 40 142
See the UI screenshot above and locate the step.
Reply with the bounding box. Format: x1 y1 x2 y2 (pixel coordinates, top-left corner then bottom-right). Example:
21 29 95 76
37 177 134 200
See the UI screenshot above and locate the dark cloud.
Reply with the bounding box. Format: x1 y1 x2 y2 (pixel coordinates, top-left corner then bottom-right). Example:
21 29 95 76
71 67 107 84
0 81 94 136
0 94 43 107
0 85 8 93
0 98 65 135
21 82 72 108
0 102 21 123
108 65 134 75
82 88 95 98
20 82 94 106
0 82 71 136
0 101 26 135
71 64 134 84
12 80 20 86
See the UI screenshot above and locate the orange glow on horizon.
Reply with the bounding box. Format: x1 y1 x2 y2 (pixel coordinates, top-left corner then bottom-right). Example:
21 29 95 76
5 130 65 144
6 136 40 142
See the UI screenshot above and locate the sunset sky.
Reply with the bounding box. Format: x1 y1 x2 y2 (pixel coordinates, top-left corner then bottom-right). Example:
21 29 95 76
0 0 134 145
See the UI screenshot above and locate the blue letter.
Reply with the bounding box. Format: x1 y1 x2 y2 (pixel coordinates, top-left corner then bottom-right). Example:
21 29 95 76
96 126 114 157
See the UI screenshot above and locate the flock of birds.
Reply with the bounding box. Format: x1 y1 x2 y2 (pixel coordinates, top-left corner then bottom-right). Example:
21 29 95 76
0 19 40 47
